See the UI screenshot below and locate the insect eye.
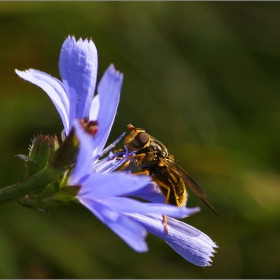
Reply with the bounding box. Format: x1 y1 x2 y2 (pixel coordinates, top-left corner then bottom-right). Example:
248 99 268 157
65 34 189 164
133 132 149 148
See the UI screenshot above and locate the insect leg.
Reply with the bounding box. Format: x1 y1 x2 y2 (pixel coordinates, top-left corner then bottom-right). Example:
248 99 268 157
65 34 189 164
118 153 147 171
151 177 171 233
134 170 150 175
118 159 133 171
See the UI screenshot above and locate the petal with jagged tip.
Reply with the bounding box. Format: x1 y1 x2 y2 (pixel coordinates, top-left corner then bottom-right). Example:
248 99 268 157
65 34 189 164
127 213 217 267
59 36 98 129
15 69 69 132
91 64 123 156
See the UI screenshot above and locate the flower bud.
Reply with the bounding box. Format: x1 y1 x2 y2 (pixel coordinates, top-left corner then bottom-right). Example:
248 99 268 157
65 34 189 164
27 134 58 176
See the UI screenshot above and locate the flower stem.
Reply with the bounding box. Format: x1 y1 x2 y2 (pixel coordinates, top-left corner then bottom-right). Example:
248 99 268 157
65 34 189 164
0 166 66 203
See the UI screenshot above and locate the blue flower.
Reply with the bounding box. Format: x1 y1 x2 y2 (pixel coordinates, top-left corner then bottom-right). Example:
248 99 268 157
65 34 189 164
16 35 122 155
16 36 217 266
71 120 217 266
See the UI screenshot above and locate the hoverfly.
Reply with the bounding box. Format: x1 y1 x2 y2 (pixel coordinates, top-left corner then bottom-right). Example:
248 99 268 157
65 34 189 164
117 124 218 232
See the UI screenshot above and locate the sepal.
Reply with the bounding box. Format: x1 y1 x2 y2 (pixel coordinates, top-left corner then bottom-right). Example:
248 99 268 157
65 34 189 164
17 183 80 212
51 185 81 202
37 181 60 200
15 154 38 177
17 134 59 177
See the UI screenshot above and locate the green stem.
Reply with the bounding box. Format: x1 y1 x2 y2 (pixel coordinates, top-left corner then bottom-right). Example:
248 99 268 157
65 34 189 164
0 166 66 203
0 127 80 204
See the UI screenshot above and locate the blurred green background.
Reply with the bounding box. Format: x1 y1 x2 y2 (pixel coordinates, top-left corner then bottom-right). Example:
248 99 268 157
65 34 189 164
0 2 280 278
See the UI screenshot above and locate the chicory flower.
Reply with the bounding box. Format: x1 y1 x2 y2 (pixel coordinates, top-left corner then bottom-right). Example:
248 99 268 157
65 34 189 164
16 35 121 155
15 35 217 266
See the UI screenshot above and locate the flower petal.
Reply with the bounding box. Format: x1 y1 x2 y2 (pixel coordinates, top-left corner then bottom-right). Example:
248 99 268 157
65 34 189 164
69 120 94 184
79 198 148 252
77 173 151 199
92 64 124 155
88 94 100 122
101 196 200 218
125 181 166 204
59 36 98 129
127 213 218 266
15 69 69 132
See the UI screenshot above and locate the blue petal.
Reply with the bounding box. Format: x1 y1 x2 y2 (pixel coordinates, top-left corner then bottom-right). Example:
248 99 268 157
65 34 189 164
59 36 98 129
15 69 69 133
125 182 166 204
79 198 148 252
127 213 217 266
77 173 151 199
88 94 99 121
101 196 200 218
91 64 123 155
69 120 95 184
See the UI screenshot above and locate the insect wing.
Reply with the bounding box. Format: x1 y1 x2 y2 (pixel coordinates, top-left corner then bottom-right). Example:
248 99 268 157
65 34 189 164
163 158 219 216
163 158 206 197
